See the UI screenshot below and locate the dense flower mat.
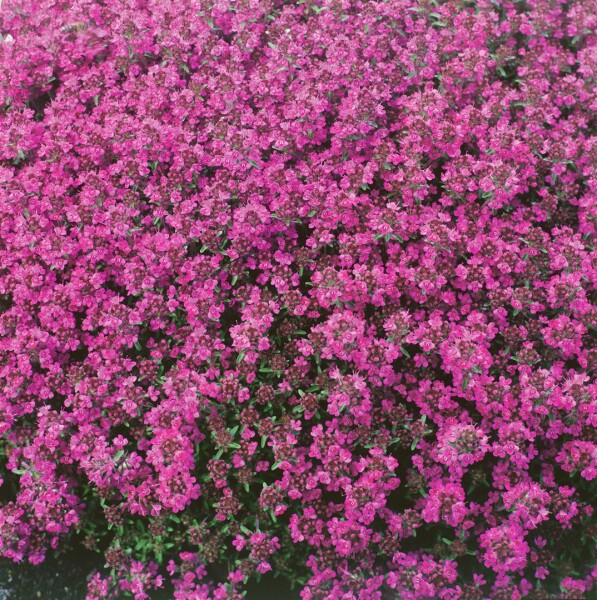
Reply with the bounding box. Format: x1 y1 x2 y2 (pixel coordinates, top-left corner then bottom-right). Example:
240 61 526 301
0 0 596 598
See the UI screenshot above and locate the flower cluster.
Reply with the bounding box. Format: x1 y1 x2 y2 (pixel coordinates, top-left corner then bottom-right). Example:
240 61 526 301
0 0 595 598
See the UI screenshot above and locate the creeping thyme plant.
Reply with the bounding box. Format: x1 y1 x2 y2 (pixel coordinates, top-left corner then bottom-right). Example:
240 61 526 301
0 0 596 598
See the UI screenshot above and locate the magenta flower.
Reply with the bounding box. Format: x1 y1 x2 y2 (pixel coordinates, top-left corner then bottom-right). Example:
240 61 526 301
0 0 595 598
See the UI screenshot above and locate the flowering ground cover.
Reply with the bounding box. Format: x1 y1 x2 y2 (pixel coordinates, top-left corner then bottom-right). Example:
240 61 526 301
0 0 596 598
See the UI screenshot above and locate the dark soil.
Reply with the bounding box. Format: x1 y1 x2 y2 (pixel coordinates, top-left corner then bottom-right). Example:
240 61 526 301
0 551 300 599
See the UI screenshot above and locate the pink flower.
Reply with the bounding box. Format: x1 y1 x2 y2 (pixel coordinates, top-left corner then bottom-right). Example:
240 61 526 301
480 525 529 573
0 0 594 596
